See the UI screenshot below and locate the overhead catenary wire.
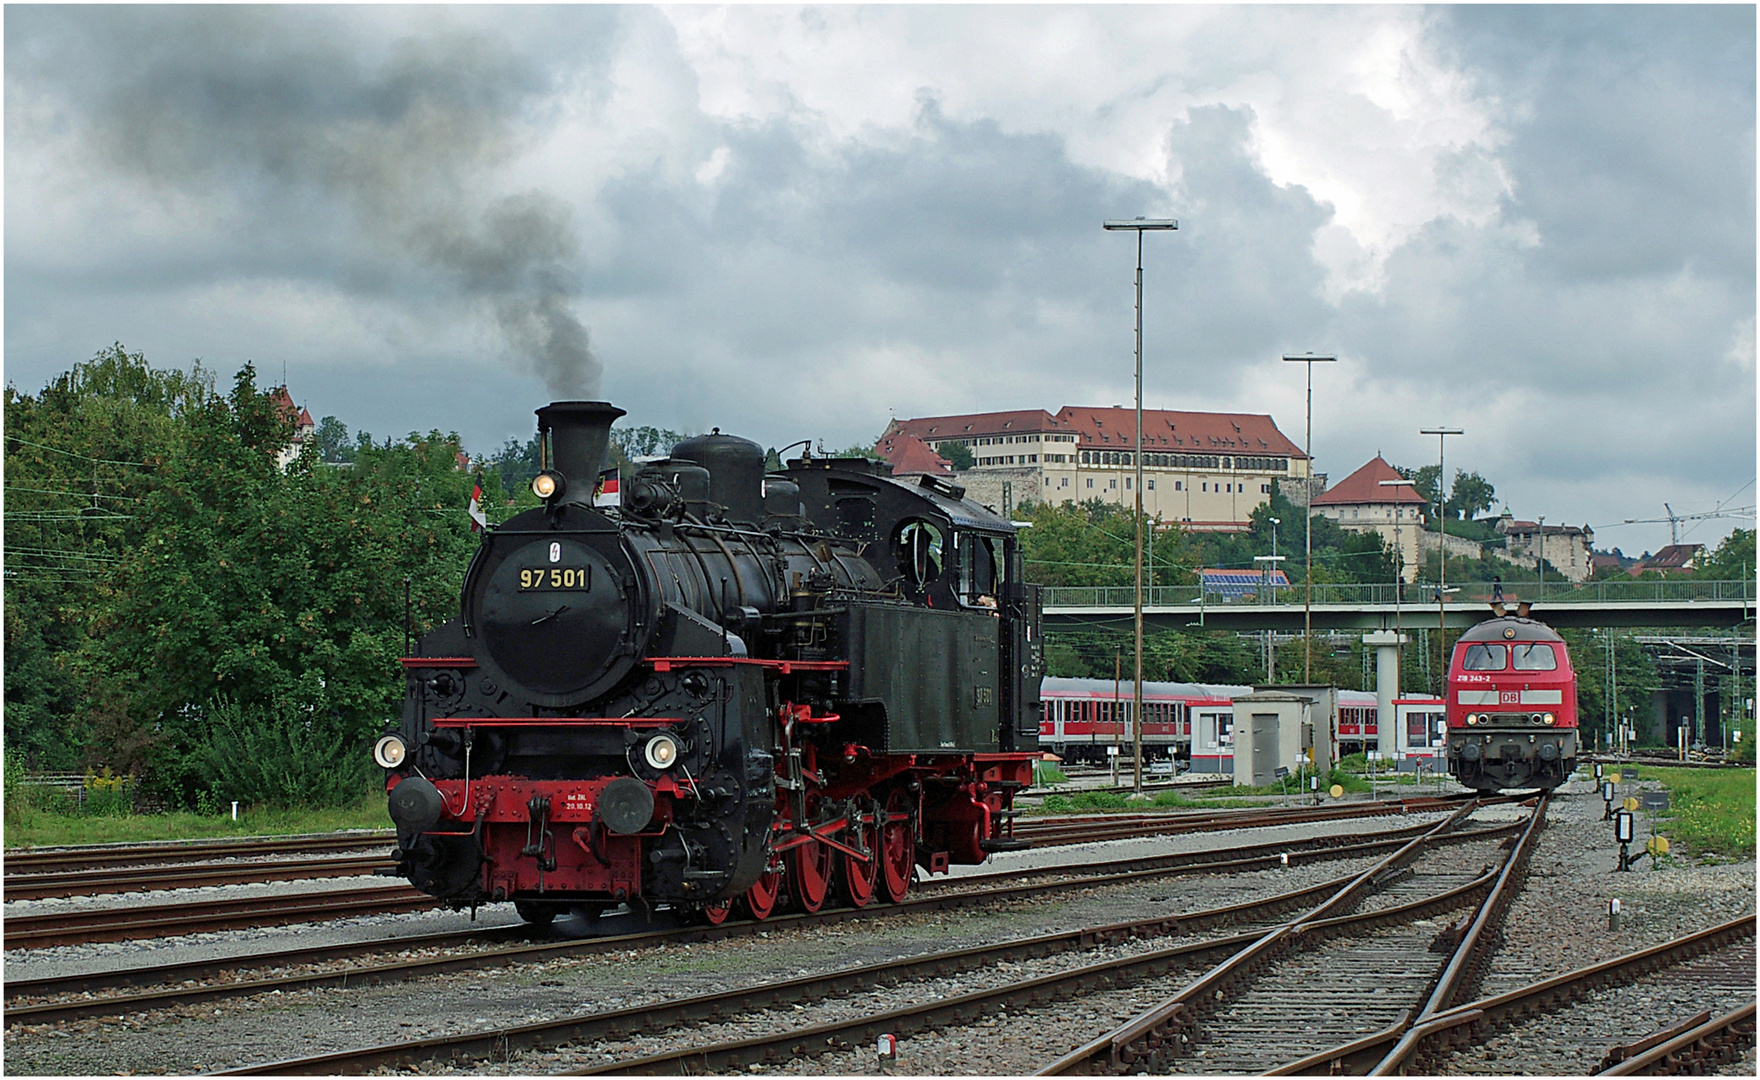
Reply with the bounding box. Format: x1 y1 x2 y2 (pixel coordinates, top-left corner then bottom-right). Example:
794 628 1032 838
5 437 162 469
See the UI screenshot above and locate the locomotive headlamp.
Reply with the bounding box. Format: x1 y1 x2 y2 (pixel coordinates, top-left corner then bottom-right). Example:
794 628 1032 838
1466 714 1479 725
373 734 408 770
643 733 681 770
1543 713 1557 726
532 470 565 500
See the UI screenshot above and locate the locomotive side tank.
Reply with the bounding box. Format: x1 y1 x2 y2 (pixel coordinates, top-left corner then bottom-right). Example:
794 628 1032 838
378 401 1041 925
1444 615 1578 791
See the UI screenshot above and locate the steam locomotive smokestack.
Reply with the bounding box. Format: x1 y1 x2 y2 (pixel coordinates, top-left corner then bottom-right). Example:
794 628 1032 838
536 401 625 507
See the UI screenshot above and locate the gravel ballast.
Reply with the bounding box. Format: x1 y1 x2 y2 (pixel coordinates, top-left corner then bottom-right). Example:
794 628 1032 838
4 785 1752 1076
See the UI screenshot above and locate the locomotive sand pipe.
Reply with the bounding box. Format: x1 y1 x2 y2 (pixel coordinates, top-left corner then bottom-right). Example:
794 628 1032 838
536 400 625 506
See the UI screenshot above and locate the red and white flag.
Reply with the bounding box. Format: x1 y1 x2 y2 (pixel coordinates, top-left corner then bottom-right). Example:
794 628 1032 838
468 482 487 532
594 467 620 508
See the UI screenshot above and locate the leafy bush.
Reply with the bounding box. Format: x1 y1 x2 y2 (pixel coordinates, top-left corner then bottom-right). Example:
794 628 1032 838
81 767 135 817
184 696 376 809
1731 729 1756 765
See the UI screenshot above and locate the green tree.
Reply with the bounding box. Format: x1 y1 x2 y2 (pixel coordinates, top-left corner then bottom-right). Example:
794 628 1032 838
3 344 216 771
1017 499 1173 587
1447 470 1497 521
314 416 354 463
937 441 975 470
1699 528 1755 581
6 348 493 807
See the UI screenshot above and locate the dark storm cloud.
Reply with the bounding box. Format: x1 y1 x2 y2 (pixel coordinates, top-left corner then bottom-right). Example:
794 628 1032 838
1437 5 1755 285
1325 5 1755 520
5 5 616 398
580 94 1336 441
1149 105 1333 376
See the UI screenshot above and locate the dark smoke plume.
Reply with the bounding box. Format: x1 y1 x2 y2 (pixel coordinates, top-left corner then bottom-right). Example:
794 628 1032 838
14 7 601 397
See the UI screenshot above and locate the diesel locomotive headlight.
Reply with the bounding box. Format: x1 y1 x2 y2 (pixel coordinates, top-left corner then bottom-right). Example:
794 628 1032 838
1543 712 1557 726
532 470 565 500
643 733 680 770
1466 714 1479 725
373 734 408 769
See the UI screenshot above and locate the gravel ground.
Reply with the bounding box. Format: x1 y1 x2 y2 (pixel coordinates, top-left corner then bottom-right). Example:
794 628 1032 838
1 807 1435 983
2 814 1426 1075
8 786 1748 1077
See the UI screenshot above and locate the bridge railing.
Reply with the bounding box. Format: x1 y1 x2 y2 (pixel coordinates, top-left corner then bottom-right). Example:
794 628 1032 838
1040 579 1757 608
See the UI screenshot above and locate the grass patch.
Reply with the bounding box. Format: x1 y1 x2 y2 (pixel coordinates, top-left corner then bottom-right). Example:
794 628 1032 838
3 790 389 849
1646 766 1756 861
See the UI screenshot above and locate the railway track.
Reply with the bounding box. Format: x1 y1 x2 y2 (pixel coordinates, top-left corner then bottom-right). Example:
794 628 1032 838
1 883 436 950
6 817 1526 1027
201 801 1520 1075
1039 796 1549 1074
1283 914 1757 1076
3 795 1477 908
1 831 395 874
0 852 395 901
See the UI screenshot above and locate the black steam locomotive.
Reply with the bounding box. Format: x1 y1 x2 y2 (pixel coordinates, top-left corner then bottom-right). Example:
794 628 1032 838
377 401 1042 925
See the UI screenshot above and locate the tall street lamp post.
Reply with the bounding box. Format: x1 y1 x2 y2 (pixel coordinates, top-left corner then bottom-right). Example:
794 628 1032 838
1282 353 1336 680
1420 426 1463 692
1378 478 1418 629
1105 216 1177 793
1537 515 1546 596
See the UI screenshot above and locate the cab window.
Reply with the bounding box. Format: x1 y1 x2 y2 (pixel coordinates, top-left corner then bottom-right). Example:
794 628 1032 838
1511 643 1558 670
1461 644 1507 671
892 520 944 590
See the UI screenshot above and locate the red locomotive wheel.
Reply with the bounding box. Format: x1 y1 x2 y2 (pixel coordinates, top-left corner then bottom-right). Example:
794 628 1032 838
880 787 915 904
741 864 783 921
839 801 881 908
701 899 733 925
788 838 834 913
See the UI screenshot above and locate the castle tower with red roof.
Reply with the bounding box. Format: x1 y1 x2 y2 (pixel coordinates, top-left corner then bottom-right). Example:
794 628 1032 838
269 385 316 471
1310 455 1427 580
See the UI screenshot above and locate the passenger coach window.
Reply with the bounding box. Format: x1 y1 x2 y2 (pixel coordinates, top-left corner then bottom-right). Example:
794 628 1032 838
1511 643 1558 670
1461 644 1507 670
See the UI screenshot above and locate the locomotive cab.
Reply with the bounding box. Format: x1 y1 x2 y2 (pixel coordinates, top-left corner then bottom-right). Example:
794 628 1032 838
1444 616 1578 791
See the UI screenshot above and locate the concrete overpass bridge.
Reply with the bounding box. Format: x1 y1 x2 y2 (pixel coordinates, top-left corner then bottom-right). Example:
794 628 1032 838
1041 579 1756 633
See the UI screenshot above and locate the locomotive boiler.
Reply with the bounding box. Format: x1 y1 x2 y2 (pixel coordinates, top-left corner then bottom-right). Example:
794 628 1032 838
1444 613 1578 791
376 401 1042 925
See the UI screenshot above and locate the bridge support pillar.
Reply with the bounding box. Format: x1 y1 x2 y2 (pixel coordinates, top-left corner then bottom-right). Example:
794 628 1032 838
1364 630 1408 760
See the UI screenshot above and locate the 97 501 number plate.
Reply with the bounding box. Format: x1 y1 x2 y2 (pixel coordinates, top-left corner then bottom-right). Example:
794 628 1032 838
519 566 591 591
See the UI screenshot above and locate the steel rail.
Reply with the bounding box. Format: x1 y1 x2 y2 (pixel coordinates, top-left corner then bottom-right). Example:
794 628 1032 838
1364 792 1552 1075
222 846 1507 1076
2 798 1478 901
1035 799 1495 1075
1 832 395 873
1269 913 1756 1076
6 821 1524 1026
1597 1003 1757 1075
1 885 435 950
2 853 394 901
560 852 1505 1077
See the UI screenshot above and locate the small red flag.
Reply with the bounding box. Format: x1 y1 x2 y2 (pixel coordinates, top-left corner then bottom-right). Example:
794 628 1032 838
468 482 487 532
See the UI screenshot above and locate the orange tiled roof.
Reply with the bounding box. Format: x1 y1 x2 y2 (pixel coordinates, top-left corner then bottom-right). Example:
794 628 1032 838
884 405 1304 457
1051 406 1303 456
1311 456 1425 507
874 432 953 476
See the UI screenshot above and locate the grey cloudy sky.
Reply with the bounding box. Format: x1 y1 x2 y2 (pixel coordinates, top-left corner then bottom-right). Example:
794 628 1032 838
6 4 1753 555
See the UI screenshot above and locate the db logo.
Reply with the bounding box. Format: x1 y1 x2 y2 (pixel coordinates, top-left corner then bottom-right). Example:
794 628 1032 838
1501 690 1520 705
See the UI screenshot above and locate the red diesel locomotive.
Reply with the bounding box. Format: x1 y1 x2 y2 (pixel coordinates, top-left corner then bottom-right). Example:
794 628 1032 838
1445 614 1578 791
